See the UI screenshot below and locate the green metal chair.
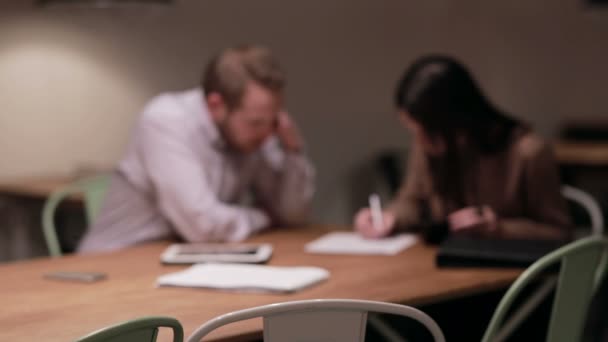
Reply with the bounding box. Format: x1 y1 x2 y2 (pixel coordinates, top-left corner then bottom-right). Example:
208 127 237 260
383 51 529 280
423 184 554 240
76 316 183 342
482 236 608 342
42 174 110 257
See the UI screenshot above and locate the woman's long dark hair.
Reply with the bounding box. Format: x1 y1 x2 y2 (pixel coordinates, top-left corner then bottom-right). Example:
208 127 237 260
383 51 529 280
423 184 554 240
395 55 525 208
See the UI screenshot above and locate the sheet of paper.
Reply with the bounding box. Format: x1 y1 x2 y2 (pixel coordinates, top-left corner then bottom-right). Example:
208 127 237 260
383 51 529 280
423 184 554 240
157 263 329 293
305 232 418 256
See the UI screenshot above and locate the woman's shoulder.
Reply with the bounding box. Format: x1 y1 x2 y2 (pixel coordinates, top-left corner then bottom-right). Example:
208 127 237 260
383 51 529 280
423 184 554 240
510 128 553 161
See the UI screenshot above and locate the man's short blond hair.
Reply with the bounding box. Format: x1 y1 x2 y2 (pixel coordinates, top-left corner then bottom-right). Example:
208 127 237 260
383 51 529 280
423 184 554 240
202 45 285 110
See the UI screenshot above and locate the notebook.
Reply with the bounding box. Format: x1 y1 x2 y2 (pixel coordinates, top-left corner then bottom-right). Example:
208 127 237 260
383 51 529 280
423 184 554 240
305 232 418 255
436 236 566 268
156 263 329 293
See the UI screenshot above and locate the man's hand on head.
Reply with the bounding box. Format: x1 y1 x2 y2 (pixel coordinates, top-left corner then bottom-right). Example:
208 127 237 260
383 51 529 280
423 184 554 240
276 111 303 153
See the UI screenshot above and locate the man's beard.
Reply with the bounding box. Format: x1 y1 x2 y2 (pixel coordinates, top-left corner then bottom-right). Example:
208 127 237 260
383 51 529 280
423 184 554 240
217 118 262 155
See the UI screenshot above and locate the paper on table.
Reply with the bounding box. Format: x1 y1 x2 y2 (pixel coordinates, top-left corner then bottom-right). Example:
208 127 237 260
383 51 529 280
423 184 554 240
305 232 418 256
157 263 329 294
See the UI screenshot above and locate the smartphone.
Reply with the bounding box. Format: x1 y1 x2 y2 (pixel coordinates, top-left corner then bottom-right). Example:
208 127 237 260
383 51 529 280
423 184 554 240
44 271 107 283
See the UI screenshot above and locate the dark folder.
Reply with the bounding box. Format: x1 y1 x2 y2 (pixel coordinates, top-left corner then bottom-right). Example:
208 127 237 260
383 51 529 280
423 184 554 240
436 236 566 268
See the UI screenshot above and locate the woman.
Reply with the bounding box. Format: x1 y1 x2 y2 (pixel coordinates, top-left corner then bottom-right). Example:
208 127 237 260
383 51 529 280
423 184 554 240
355 55 571 241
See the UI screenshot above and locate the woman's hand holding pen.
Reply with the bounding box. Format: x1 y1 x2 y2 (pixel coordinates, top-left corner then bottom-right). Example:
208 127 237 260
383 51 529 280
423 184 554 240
354 199 397 239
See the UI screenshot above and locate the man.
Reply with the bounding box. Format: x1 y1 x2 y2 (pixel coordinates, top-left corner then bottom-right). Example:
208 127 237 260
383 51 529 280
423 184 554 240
78 45 315 252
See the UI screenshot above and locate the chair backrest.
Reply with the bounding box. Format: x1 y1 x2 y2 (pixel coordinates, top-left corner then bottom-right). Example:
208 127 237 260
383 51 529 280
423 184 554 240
76 316 183 342
42 174 110 257
187 299 445 342
482 236 608 342
561 185 604 236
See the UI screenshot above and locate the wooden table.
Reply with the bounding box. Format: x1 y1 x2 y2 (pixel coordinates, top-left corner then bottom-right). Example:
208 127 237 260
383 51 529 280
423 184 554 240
0 227 521 341
0 176 81 200
555 141 608 166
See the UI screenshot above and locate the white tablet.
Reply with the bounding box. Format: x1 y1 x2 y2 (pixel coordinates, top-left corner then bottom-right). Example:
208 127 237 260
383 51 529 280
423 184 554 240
160 243 273 264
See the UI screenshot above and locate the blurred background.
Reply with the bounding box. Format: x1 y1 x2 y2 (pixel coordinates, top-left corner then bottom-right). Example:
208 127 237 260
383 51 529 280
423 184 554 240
1 0 607 260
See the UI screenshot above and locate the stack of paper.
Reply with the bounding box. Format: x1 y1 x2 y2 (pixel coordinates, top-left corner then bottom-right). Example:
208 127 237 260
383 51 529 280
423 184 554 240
157 263 329 293
305 232 418 255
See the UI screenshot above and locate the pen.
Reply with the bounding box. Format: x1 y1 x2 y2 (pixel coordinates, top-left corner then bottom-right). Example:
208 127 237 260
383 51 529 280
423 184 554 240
369 193 384 231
